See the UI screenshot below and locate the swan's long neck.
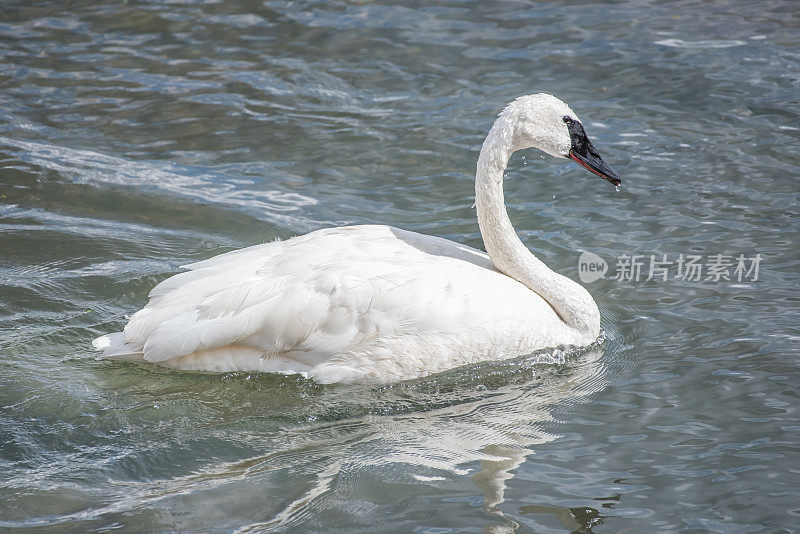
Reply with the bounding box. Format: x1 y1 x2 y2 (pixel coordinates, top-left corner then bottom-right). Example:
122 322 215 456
475 110 600 336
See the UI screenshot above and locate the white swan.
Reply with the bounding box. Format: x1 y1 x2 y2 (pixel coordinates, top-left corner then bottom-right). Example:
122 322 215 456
93 93 621 384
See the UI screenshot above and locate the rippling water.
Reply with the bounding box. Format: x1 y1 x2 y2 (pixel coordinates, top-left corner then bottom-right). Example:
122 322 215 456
1 1 799 532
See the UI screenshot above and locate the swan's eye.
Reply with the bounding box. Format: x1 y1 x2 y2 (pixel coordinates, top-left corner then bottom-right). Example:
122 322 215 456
563 116 572 124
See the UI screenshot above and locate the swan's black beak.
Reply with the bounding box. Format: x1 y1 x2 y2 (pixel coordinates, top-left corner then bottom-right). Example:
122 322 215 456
566 120 621 187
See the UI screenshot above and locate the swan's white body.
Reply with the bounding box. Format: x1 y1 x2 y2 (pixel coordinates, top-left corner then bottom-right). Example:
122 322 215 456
94 94 613 384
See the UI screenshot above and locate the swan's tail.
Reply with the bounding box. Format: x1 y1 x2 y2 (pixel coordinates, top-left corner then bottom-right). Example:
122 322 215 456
92 332 145 362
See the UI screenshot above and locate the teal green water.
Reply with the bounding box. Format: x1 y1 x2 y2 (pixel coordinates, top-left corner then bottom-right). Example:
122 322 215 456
1 1 799 532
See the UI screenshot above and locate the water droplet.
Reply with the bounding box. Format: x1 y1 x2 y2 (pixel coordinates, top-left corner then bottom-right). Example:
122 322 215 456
615 185 621 192
552 194 556 199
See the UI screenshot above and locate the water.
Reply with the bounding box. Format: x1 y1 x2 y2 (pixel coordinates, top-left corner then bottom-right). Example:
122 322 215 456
1 0 799 531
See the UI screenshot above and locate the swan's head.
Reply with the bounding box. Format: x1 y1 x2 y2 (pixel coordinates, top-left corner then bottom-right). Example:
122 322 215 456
503 93 621 187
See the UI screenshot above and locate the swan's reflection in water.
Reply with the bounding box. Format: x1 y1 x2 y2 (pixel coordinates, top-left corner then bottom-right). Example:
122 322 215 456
100 347 607 532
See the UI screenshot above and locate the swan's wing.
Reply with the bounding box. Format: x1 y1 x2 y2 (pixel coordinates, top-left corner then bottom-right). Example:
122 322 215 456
119 226 427 365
